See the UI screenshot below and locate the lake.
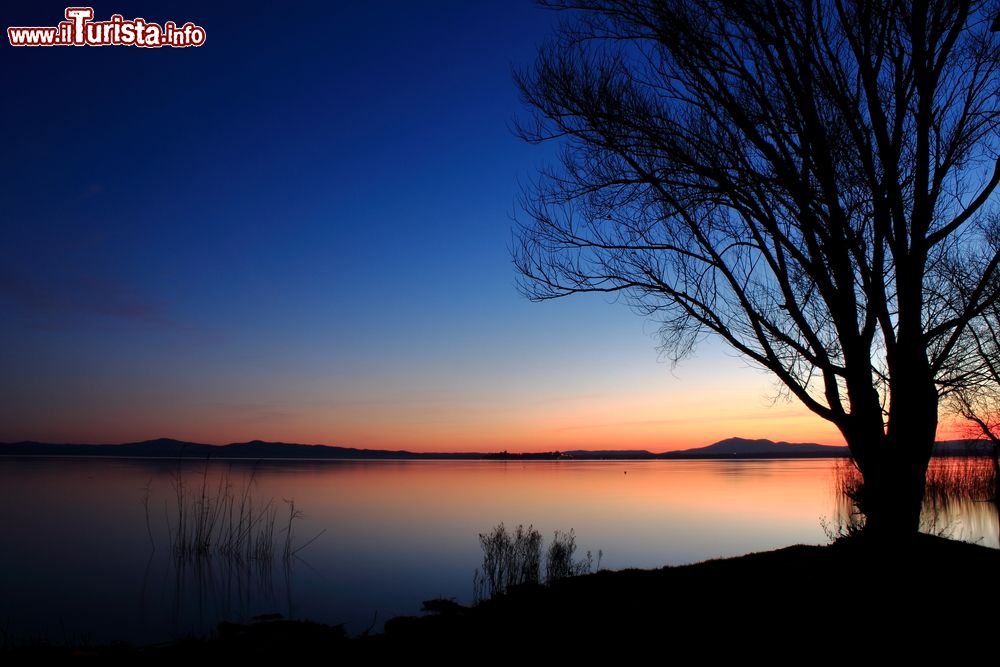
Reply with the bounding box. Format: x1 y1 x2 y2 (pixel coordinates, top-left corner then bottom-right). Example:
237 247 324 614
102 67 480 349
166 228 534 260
0 456 995 645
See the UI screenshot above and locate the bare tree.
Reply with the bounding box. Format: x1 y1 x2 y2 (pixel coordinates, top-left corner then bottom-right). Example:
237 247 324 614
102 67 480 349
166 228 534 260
513 0 1000 536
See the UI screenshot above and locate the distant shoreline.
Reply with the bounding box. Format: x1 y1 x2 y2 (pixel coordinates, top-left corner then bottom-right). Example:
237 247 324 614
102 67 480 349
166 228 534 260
0 453 852 461
0 435 991 460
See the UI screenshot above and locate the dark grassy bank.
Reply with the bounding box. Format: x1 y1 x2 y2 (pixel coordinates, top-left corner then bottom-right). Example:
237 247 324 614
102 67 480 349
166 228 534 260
381 533 1000 657
7 533 998 658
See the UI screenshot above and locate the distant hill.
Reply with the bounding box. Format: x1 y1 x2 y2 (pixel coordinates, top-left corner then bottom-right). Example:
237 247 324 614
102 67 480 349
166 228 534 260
0 436 993 460
932 439 994 456
662 437 848 458
660 437 994 458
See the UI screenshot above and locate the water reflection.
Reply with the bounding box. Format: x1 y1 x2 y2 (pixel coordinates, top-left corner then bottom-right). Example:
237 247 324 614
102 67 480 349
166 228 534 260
829 457 1000 547
0 456 996 646
138 462 323 639
149 552 302 638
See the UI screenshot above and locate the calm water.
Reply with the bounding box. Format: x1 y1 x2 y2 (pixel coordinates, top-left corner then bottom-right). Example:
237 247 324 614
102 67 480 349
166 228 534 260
0 457 995 644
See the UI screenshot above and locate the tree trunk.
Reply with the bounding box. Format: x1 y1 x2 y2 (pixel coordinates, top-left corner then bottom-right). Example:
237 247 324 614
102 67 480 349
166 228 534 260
844 359 938 538
992 442 1000 492
851 449 929 538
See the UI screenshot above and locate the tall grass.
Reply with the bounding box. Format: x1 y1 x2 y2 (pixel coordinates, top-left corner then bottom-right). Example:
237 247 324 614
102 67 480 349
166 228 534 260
161 462 315 564
473 523 601 603
473 523 542 602
834 456 997 505
924 457 997 502
828 456 999 537
545 529 600 584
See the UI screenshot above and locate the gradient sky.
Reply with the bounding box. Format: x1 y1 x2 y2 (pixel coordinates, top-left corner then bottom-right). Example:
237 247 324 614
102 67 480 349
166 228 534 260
6 0 954 451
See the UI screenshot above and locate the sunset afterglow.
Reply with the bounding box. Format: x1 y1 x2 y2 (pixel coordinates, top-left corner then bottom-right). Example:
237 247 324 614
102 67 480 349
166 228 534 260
0 2 858 452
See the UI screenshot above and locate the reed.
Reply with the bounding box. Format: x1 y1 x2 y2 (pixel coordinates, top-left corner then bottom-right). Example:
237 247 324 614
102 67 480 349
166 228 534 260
834 456 997 504
545 529 599 584
161 462 313 564
829 455 999 537
473 522 541 602
924 457 997 502
473 523 601 603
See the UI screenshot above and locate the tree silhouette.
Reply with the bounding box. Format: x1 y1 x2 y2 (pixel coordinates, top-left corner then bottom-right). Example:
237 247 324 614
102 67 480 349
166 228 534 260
513 0 1000 536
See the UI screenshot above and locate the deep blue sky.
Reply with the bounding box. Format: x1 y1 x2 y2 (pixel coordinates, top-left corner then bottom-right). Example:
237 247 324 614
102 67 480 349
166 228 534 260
0 1 838 449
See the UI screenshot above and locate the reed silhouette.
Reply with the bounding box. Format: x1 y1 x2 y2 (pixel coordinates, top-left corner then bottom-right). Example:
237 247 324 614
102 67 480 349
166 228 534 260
473 523 601 604
155 461 324 566
830 455 999 540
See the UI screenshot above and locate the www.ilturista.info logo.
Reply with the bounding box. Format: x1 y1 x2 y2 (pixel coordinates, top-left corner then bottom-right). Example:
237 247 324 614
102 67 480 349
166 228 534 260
7 7 206 48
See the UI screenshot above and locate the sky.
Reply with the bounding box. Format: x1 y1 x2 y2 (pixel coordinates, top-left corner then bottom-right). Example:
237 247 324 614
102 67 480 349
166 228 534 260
0 1 878 451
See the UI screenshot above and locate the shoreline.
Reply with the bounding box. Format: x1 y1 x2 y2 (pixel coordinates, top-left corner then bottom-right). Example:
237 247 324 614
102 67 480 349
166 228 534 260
5 533 999 656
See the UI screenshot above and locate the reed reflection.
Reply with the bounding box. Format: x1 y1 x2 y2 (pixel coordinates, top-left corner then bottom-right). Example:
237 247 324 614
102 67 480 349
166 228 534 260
831 457 1000 547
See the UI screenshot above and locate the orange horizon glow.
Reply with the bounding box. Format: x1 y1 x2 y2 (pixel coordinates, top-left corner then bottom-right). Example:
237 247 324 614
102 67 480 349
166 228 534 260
4 322 977 453
14 397 979 453
4 2 990 463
